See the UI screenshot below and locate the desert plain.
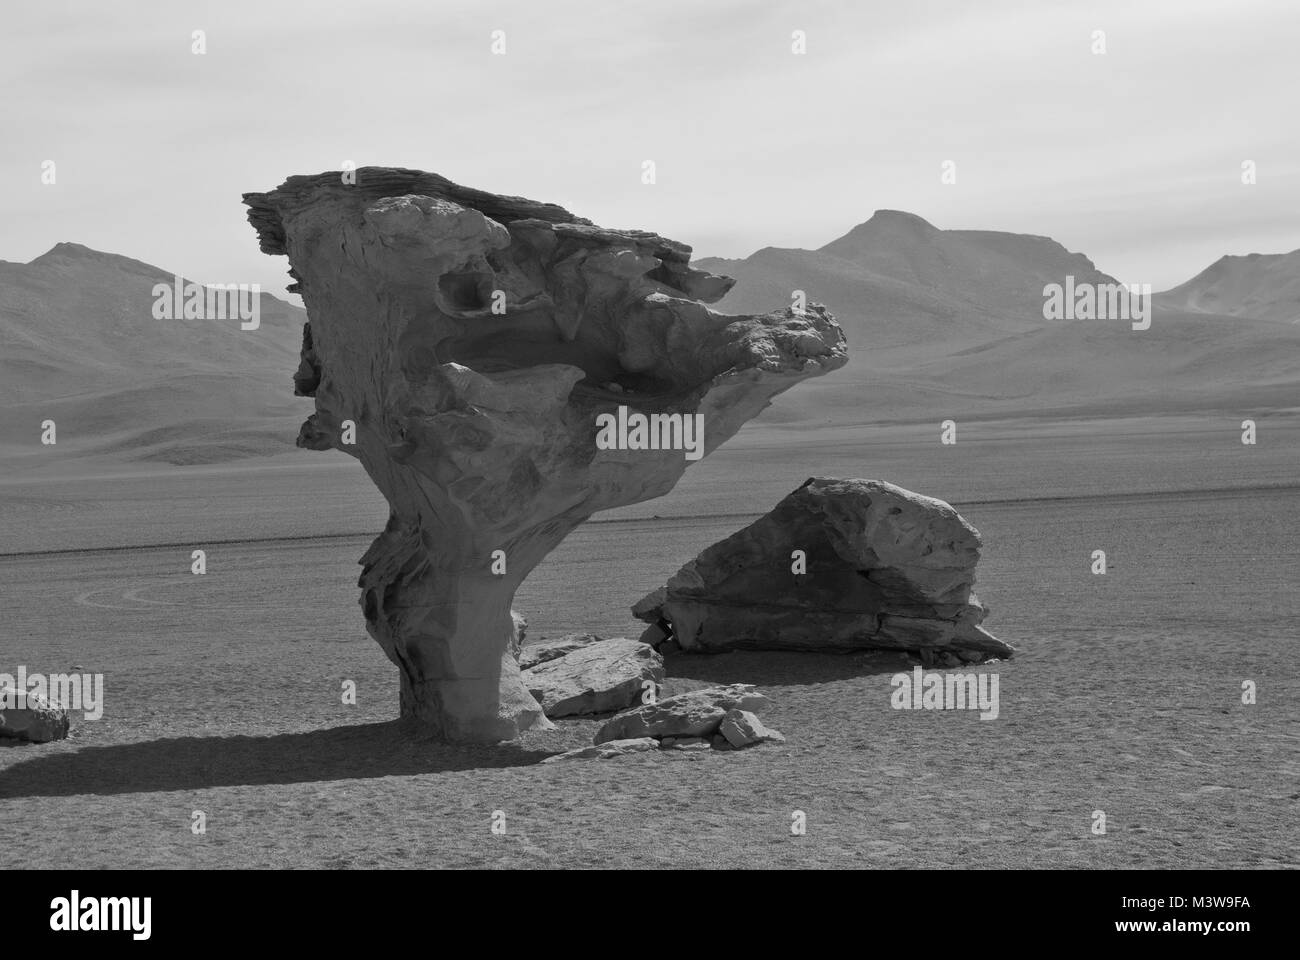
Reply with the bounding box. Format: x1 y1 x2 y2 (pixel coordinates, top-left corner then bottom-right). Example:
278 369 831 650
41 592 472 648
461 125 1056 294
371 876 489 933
1 410 1295 868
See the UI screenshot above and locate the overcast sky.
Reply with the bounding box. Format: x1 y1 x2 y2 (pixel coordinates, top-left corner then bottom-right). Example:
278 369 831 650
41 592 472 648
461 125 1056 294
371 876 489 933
2 0 1297 299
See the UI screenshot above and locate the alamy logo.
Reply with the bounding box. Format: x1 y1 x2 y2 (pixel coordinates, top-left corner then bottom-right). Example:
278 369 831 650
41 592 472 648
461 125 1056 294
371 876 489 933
595 405 705 461
890 666 999 720
0 666 104 720
151 274 261 330
50 891 151 940
1043 275 1151 330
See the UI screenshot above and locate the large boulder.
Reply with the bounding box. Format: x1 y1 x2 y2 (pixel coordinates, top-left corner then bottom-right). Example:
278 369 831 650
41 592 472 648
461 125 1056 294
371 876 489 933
633 478 1012 660
524 637 664 718
0 684 70 743
243 168 847 742
593 683 770 744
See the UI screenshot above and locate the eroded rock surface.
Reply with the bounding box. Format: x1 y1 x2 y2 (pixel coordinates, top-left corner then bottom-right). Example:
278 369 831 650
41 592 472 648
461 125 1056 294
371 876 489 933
524 637 663 718
719 709 786 748
0 685 70 743
593 684 771 744
660 736 710 750
506 611 528 662
633 478 1012 660
243 168 846 742
517 633 604 671
539 737 659 764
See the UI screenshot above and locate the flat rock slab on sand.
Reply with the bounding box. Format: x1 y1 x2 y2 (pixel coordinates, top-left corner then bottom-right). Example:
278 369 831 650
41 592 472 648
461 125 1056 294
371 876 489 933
524 637 664 718
659 736 710 750
539 738 659 764
593 684 771 744
518 633 604 671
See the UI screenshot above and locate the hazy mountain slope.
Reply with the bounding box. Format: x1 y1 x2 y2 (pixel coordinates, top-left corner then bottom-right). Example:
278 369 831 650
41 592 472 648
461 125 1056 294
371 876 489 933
0 243 307 465
697 212 1298 426
696 210 1118 363
775 308 1300 424
1155 250 1300 323
4 224 1296 469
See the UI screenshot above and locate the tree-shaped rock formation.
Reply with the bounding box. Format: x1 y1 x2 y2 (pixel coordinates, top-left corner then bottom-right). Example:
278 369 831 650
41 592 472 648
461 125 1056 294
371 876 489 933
243 168 847 741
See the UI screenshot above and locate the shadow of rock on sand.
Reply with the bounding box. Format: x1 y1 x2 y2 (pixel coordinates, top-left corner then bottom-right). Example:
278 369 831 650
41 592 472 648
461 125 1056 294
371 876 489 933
663 649 920 688
0 721 553 799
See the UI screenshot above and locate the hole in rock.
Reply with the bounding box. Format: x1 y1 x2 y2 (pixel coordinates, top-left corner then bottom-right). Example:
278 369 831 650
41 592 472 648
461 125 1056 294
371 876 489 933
438 325 679 400
644 262 687 292
437 271 494 311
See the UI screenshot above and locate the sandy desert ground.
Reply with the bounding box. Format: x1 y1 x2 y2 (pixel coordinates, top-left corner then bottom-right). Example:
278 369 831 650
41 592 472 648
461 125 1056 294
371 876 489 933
1 417 1296 868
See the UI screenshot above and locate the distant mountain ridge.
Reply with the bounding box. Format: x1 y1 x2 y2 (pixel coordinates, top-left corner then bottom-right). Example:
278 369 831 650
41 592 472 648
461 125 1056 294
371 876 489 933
1155 249 1300 323
0 242 307 466
3 220 1298 469
695 210 1121 360
694 211 1300 424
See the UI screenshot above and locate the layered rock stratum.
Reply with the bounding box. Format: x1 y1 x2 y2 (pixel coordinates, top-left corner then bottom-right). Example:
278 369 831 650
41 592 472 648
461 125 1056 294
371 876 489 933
633 478 1012 660
243 167 846 742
